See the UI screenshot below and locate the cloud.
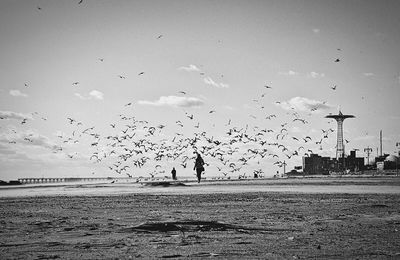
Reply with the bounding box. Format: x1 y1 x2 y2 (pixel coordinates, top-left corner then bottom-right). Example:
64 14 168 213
308 71 325 78
276 97 334 112
89 90 104 100
138 96 204 108
354 135 375 141
279 70 299 76
178 64 201 72
0 131 61 151
203 77 229 88
0 111 33 120
363 72 374 77
74 93 89 100
223 105 234 110
9 89 28 97
312 28 320 33
75 90 104 100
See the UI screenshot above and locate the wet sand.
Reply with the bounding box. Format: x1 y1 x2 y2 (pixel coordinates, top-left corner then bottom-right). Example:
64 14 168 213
1 178 400 259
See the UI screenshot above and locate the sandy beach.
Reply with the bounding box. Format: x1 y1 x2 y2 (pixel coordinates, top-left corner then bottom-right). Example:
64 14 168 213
1 177 400 259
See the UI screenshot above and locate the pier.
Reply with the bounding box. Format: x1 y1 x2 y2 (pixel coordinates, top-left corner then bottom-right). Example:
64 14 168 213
17 177 121 184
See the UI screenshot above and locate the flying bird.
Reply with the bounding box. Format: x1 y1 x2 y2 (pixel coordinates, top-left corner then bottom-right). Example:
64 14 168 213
72 82 79 86
156 35 163 39
331 85 337 90
334 58 340 62
138 72 145 76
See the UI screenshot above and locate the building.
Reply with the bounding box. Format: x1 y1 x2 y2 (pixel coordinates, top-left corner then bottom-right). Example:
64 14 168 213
303 154 332 175
302 150 365 175
345 150 365 173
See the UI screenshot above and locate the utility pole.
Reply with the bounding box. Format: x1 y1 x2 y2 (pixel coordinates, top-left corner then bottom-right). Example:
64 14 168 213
364 146 373 166
396 142 400 176
283 160 287 177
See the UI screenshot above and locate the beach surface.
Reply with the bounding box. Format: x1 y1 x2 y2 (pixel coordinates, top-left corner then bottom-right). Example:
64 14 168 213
1 177 400 259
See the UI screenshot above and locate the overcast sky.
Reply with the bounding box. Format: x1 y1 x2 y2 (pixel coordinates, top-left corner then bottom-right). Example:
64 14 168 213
1 0 399 181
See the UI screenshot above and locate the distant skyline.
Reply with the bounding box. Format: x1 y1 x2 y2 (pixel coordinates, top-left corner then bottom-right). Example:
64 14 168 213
1 0 400 180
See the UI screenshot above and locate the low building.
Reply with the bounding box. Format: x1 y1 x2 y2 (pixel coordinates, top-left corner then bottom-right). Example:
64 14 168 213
346 150 365 173
303 154 332 175
302 150 365 175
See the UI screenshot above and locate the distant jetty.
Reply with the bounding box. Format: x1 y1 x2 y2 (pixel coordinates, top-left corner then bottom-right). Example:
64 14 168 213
0 180 22 186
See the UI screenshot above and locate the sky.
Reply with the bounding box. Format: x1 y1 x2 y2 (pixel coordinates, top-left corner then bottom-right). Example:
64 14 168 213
1 0 400 181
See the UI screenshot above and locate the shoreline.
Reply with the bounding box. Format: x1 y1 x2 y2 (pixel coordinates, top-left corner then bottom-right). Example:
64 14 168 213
1 176 400 198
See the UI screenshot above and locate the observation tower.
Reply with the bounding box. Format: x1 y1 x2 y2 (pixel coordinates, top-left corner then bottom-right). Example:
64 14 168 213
325 111 355 160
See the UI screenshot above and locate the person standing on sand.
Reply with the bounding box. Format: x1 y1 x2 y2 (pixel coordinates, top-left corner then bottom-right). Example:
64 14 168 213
171 167 177 180
194 153 205 183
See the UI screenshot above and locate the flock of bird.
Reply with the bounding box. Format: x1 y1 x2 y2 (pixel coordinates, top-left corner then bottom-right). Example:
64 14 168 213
7 79 340 180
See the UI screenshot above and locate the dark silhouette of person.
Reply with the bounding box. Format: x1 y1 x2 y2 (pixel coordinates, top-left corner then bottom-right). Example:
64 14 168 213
194 153 205 183
171 167 177 180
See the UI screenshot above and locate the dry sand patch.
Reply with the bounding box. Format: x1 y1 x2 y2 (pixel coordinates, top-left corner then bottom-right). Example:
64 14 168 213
1 192 400 259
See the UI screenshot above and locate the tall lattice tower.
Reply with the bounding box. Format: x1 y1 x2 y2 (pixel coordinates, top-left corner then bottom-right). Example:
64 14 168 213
325 111 355 159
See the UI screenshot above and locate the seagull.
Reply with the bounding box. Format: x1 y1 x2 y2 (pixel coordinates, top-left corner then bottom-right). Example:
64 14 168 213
78 0 83 4
98 58 104 62
24 83 29 87
178 91 186 95
331 85 337 90
125 102 133 106
264 85 272 89
334 58 340 62
72 82 79 86
37 6 42 10
209 110 216 113
118 75 126 79
138 72 145 76
156 35 163 39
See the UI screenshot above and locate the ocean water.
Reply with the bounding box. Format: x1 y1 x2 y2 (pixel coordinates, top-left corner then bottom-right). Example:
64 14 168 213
1 178 400 197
